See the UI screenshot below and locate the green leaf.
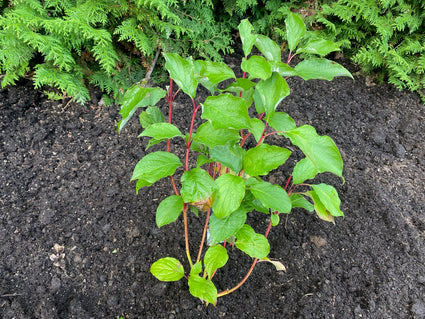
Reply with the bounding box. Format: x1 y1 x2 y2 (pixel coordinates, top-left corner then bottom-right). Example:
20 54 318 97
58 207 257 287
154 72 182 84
197 154 213 167
136 178 153 193
139 106 165 128
209 207 248 245
269 61 298 77
247 178 291 214
209 144 245 174
212 174 245 219
271 213 280 226
202 94 251 130
307 190 334 223
249 118 266 143
311 184 344 217
163 53 198 98
181 168 217 204
235 224 270 259
204 245 228 278
188 274 217 304
255 72 290 120
285 125 343 180
190 262 203 276
156 195 184 228
119 85 166 132
241 55 272 80
195 60 235 86
290 194 314 212
139 123 184 142
194 122 240 148
268 112 296 133
286 12 306 51
222 78 256 93
131 151 182 183
292 157 319 184
295 58 353 81
238 19 257 57
150 257 185 281
255 35 281 61
243 144 291 176
297 39 340 56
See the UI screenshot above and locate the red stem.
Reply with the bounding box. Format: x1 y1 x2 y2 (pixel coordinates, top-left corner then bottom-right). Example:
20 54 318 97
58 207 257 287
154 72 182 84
284 175 292 191
186 100 200 171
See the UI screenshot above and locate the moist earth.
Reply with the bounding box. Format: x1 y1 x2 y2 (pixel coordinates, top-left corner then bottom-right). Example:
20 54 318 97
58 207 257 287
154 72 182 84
1 55 425 319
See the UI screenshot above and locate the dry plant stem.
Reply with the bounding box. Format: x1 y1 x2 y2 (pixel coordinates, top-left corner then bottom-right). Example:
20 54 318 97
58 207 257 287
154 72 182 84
217 216 274 298
196 208 212 263
183 204 193 268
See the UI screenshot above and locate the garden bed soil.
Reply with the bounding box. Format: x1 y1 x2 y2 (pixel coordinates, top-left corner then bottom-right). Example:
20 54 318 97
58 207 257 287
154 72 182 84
1 56 425 318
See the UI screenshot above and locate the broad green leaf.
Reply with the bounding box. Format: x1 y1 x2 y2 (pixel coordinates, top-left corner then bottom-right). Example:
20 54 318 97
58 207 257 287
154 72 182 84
307 190 334 222
202 94 251 130
255 72 290 120
292 157 319 184
246 178 291 214
238 19 257 57
235 224 270 259
195 60 235 85
290 193 314 212
181 168 217 204
163 53 198 98
285 12 306 51
243 144 291 176
269 61 298 77
295 58 353 81
249 118 266 143
139 106 165 128
119 85 166 132
269 112 296 133
241 55 272 80
188 274 217 304
209 207 247 245
243 190 270 214
204 245 228 278
194 122 240 148
311 184 344 217
271 213 280 226
131 151 182 183
297 39 340 56
285 125 343 179
255 35 281 61
212 174 245 219
197 154 213 167
156 195 184 228
209 144 245 174
150 257 184 281
139 123 184 142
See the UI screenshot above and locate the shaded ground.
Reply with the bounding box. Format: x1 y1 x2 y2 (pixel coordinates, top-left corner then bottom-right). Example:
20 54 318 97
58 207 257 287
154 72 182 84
1 56 425 318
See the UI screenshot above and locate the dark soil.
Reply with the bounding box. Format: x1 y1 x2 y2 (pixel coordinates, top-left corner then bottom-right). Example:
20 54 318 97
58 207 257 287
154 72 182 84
1 56 425 319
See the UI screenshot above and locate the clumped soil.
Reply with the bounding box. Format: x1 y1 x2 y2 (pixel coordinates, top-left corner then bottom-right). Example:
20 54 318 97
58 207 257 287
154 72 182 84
1 56 425 319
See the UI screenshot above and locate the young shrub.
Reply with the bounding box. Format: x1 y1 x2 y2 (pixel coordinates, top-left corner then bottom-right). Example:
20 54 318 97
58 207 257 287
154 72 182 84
119 14 352 304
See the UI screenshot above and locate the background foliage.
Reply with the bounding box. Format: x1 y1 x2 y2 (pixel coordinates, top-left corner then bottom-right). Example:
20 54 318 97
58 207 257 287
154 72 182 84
314 0 425 100
1 0 425 103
